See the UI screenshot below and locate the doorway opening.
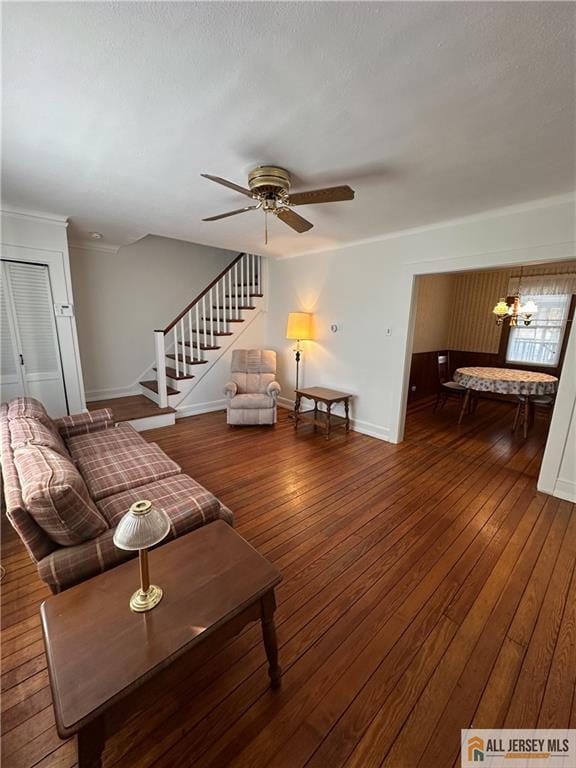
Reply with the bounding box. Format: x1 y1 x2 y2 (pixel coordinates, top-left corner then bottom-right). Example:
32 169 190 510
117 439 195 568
404 260 575 475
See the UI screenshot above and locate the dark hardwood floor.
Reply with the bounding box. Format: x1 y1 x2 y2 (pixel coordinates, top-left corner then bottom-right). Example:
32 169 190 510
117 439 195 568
2 398 575 768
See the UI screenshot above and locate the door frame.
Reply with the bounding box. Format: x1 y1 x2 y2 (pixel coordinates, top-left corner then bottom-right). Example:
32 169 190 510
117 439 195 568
393 244 575 502
0 239 86 414
1 258 70 414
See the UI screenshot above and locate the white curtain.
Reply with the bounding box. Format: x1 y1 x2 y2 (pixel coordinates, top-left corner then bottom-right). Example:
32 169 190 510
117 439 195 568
508 272 576 296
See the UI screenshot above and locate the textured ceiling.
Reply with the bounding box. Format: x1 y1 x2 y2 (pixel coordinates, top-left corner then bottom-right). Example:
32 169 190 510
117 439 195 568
2 2 575 257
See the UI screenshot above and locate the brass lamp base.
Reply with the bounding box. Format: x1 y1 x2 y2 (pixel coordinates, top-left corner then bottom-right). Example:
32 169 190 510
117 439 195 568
129 584 163 613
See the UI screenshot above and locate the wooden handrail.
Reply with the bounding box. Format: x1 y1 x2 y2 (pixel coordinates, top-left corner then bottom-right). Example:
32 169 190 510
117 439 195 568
163 252 245 334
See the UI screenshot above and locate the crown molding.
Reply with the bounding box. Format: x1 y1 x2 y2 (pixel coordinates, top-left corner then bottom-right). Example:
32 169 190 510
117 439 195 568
275 191 576 261
1 205 69 226
68 239 121 255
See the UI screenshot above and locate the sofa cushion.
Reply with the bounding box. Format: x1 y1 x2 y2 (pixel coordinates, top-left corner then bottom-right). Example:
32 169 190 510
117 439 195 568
55 408 114 439
75 442 181 501
229 393 275 409
1 405 56 562
39 483 234 592
66 423 145 462
14 445 108 546
7 397 54 428
97 474 230 528
10 416 69 457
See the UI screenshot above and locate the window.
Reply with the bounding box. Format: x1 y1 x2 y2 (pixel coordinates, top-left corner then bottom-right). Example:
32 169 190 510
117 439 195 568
506 293 572 367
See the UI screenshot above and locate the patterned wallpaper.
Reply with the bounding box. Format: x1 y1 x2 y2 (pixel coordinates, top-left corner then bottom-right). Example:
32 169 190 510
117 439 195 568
446 269 509 353
413 261 576 355
446 261 576 353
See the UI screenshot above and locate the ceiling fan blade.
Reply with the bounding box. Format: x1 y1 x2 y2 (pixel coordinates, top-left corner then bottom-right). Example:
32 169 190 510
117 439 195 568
276 208 314 233
201 174 254 198
288 185 355 206
202 205 258 222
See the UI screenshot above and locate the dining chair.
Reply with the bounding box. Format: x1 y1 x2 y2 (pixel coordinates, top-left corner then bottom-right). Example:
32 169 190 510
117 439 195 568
512 394 555 438
434 353 468 410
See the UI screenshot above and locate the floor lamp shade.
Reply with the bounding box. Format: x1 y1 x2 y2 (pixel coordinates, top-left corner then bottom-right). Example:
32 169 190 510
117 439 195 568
286 312 314 341
286 312 314 392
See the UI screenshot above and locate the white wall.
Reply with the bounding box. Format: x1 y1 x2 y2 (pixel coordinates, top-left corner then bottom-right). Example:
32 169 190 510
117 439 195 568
1 209 86 413
69 235 235 400
539 319 576 502
266 194 575 449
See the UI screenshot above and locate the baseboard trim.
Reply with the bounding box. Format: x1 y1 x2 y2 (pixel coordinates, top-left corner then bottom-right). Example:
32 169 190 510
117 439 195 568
278 397 391 442
85 386 141 402
553 478 576 503
176 398 227 419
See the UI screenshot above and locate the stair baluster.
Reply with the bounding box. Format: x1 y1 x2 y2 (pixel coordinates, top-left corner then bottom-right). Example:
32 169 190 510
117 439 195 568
174 324 180 377
154 331 168 408
188 310 193 368
195 304 200 362
209 288 214 348
179 318 186 370
152 253 260 407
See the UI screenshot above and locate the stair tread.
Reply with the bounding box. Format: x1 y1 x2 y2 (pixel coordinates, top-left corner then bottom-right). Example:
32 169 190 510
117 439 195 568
141 380 180 395
88 396 175 421
167 353 208 365
226 293 263 298
153 367 195 380
190 330 233 336
203 318 244 323
180 341 221 350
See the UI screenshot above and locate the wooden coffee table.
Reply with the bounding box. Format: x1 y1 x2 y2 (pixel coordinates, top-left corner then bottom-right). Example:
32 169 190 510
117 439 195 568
40 522 282 768
294 386 352 439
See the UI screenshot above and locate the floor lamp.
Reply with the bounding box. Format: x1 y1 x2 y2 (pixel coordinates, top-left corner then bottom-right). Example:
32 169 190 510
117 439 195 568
286 312 314 392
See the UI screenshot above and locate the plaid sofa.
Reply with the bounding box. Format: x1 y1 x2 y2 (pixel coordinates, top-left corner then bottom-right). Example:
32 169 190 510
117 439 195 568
1 397 234 592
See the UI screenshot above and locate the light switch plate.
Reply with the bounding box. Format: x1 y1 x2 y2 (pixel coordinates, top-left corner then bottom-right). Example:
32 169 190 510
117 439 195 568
54 303 74 317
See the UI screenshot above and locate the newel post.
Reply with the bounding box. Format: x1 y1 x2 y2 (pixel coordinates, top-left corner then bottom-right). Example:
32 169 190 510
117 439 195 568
154 331 168 408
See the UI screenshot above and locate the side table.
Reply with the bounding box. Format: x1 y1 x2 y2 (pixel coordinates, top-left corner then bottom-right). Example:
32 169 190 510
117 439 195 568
294 386 352 439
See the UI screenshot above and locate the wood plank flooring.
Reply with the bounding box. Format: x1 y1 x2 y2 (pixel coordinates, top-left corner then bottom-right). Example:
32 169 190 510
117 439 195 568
2 398 575 768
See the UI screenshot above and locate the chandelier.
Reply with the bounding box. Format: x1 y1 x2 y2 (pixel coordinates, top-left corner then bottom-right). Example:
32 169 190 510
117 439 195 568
492 267 538 327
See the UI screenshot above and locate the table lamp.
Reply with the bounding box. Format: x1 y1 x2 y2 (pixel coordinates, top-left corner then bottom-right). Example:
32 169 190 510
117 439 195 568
113 500 171 612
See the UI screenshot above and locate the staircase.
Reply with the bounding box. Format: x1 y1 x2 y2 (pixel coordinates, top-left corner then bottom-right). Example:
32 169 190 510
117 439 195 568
139 252 264 418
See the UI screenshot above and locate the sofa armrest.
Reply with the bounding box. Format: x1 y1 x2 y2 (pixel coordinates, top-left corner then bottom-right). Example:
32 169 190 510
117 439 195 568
55 408 115 438
224 381 238 399
267 381 281 401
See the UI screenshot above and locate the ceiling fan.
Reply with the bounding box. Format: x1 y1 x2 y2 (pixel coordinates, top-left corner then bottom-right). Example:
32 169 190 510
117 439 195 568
201 166 355 243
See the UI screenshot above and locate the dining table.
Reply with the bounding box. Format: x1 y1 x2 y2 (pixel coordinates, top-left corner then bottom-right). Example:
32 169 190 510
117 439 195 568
452 366 559 435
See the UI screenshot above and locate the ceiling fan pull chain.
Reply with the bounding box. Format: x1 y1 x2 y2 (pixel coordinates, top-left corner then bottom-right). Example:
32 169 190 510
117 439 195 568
265 211 268 245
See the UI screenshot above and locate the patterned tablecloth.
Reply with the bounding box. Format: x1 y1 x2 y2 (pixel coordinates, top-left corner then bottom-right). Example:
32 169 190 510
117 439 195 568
453 367 558 396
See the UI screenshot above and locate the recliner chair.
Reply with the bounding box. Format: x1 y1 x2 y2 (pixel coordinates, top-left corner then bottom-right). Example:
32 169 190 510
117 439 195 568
224 349 281 425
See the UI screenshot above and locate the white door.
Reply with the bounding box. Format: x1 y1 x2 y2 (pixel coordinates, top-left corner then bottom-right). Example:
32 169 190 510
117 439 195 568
0 260 68 417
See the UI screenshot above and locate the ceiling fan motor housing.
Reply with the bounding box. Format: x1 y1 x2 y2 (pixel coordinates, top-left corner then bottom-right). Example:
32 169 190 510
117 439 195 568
248 166 291 199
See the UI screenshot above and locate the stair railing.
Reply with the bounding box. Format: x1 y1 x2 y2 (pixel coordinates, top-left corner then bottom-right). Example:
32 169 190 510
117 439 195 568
153 252 261 407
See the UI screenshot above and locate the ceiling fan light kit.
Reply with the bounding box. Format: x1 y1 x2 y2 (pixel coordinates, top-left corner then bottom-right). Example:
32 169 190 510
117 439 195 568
201 165 355 243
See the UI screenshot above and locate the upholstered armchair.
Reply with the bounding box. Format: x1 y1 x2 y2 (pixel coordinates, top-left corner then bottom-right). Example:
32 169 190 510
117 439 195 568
224 349 281 425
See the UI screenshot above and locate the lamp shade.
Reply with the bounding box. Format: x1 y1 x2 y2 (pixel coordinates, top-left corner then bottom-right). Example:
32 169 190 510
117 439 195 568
492 299 509 318
286 312 314 341
113 500 171 551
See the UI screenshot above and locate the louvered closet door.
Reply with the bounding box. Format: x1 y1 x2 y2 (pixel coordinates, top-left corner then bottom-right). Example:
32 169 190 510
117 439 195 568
0 261 68 417
0 268 26 402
